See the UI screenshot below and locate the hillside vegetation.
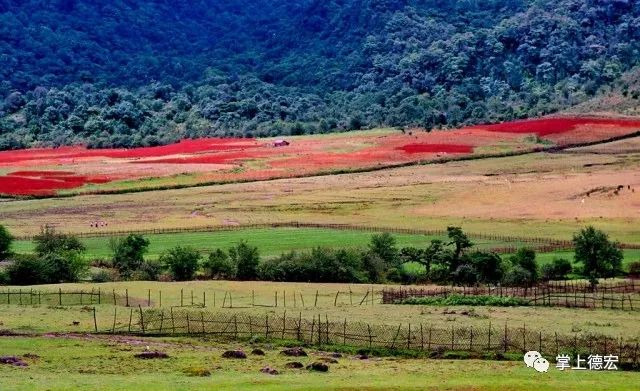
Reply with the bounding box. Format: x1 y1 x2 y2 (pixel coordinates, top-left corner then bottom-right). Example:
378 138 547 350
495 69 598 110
1 0 640 149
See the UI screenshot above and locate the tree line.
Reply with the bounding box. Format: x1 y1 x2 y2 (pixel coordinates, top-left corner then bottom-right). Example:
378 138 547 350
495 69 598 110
0 224 631 288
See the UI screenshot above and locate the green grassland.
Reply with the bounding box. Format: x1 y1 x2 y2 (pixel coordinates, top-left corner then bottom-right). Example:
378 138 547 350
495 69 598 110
1 336 636 391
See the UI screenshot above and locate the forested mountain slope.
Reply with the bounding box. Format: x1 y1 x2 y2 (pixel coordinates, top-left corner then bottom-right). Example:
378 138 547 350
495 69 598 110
1 0 639 149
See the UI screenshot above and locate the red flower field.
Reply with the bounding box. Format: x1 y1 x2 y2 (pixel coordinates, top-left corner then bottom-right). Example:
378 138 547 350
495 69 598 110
0 117 637 196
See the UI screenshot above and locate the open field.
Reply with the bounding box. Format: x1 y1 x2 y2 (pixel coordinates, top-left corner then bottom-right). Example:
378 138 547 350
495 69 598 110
1 117 639 197
1 336 636 391
2 138 639 243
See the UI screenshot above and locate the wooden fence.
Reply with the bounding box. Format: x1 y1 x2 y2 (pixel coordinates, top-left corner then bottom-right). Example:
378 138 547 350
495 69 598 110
383 281 640 310
100 308 640 368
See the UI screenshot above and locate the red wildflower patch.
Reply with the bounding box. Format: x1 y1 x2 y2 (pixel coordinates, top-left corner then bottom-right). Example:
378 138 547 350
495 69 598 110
397 144 474 154
471 117 640 137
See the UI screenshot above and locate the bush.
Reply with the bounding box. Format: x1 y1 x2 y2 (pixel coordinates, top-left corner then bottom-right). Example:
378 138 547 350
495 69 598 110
91 269 119 283
6 255 52 285
131 260 163 281
399 294 529 307
509 248 538 283
203 249 236 279
110 234 150 277
502 265 533 287
42 252 88 283
451 264 478 286
0 269 9 285
0 225 13 260
628 261 640 277
230 241 260 280
540 258 573 281
34 226 85 257
160 246 201 281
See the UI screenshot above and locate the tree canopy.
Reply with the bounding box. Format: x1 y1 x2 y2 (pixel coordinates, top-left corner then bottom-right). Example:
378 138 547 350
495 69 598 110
1 0 640 149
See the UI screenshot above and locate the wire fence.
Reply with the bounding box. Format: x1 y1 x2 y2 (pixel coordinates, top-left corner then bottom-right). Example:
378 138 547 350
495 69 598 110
14 221 640 249
98 308 640 368
383 281 640 310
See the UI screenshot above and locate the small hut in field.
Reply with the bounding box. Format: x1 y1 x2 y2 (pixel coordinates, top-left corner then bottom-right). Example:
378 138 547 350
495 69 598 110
273 139 290 147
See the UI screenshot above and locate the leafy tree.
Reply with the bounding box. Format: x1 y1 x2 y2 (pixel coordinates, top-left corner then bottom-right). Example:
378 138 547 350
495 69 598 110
203 249 236 279
470 251 504 284
110 234 150 277
452 264 479 286
573 226 623 286
160 246 201 281
509 248 538 283
229 241 260 280
502 265 533 287
540 258 573 281
7 255 52 285
34 226 85 257
368 233 399 267
0 224 13 260
42 252 87 283
445 226 473 272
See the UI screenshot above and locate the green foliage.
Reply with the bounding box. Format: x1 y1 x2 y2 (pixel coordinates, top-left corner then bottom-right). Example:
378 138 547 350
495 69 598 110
502 265 533 287
540 258 573 281
203 249 236 279
6 255 52 285
2 1 640 147
131 260 163 281
160 246 201 281
229 241 260 280
41 252 87 283
509 248 539 283
0 224 13 260
110 234 150 278
33 226 85 257
469 252 505 284
573 226 623 286
629 261 640 276
399 294 529 307
368 233 400 267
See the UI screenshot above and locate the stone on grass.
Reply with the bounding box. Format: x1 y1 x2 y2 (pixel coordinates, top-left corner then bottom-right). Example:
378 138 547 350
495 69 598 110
251 348 265 356
280 347 307 357
260 366 279 375
318 357 339 364
134 351 169 359
222 350 247 359
0 356 28 367
306 362 329 372
330 352 343 358
285 361 304 369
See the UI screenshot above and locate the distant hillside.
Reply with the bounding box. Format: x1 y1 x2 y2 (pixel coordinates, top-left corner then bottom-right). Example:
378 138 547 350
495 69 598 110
565 67 640 117
1 0 640 149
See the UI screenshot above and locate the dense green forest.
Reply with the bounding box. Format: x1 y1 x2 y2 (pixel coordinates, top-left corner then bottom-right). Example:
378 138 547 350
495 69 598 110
1 0 639 149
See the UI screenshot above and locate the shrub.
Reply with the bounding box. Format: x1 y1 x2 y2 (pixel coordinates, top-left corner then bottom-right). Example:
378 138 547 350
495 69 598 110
91 269 119 283
540 258 573 281
399 294 529 307
131 260 163 281
6 255 52 285
42 252 88 283
230 241 260 280
0 269 9 285
0 225 13 260
203 249 236 279
509 248 538 283
160 246 201 281
573 226 623 286
110 234 150 277
628 261 640 277
451 264 479 286
502 265 533 287
33 226 85 257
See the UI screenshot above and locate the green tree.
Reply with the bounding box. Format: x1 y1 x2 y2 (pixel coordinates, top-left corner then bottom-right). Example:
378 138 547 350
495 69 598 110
470 251 504 284
203 249 236 279
34 226 85 257
573 226 623 287
6 255 52 285
540 258 573 281
446 226 473 272
368 233 399 267
160 246 201 281
509 248 538 284
110 234 150 277
229 241 260 280
0 224 13 260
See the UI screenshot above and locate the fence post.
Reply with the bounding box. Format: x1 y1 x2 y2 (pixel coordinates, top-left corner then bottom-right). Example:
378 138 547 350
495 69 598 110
113 289 117 306
201 312 205 335
171 307 175 334
265 314 270 339
59 288 62 306
252 290 255 307
159 310 164 333
470 327 474 350
148 289 151 307
274 291 278 307
522 323 526 352
488 322 492 350
310 317 316 344
451 325 455 350
98 288 101 305
283 291 286 308
112 307 117 334
186 313 190 334
159 290 162 308
128 308 133 333
368 324 373 348
125 289 129 307
334 291 339 306
191 290 194 306
297 313 302 342
181 289 184 307
93 307 98 332
299 292 305 307
503 324 508 353
420 324 424 350
343 319 347 344
281 311 287 339
139 305 145 334
314 290 318 307
234 315 239 339
407 324 411 350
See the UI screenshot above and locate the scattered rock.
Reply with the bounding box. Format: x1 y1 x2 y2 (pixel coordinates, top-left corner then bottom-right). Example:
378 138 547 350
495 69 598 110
251 348 265 356
285 361 304 369
280 347 307 357
134 351 169 359
318 357 339 364
72 321 80 326
222 350 247 359
260 366 279 375
0 356 28 367
355 354 369 360
330 352 343 358
306 362 329 372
